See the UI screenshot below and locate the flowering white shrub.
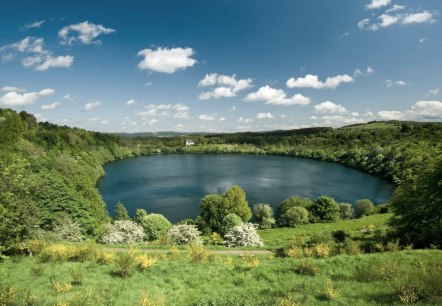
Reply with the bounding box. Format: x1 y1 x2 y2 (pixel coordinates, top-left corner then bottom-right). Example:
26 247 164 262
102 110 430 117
223 223 263 247
167 224 202 245
99 220 145 244
53 218 83 242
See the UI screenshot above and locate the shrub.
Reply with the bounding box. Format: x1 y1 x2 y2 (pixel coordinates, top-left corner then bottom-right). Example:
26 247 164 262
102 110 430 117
40 244 72 262
284 206 309 227
235 255 260 270
167 224 202 245
354 199 374 218
70 267 84 285
223 223 263 247
375 203 389 214
51 280 72 294
114 202 130 220
309 196 340 223
341 238 361 255
277 196 312 226
210 232 222 245
338 203 354 220
187 243 207 263
332 230 350 243
221 213 243 235
99 220 145 244
135 254 157 270
285 246 304 258
323 279 339 301
252 203 275 229
313 244 331 258
52 217 83 242
137 213 172 241
97 251 114 265
114 249 138 278
167 246 180 260
309 232 332 245
296 260 321 276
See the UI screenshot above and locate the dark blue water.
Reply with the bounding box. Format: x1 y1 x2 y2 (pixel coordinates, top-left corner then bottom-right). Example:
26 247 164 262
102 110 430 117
98 154 394 223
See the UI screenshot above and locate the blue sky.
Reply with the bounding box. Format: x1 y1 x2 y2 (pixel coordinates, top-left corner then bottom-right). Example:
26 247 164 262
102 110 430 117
0 0 441 132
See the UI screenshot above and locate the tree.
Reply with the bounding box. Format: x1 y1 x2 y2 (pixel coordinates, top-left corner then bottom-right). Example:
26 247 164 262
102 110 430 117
199 186 252 233
221 213 243 235
309 196 340 223
134 209 148 223
115 202 130 220
390 159 442 248
284 206 309 227
338 203 354 220
223 223 263 247
277 196 312 226
354 199 374 218
137 213 172 241
167 224 202 245
252 203 275 229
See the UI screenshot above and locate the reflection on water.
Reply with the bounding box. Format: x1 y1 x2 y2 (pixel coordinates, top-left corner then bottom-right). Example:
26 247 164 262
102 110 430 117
98 154 394 223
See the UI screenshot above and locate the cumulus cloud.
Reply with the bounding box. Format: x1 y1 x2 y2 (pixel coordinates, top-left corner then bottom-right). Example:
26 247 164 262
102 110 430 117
1 86 25 93
198 113 217 121
198 73 252 100
245 85 310 106
366 0 391 10
63 94 75 101
237 117 253 123
137 47 197 74
59 21 115 45
0 88 54 106
0 37 73 71
385 80 406 88
286 74 354 89
41 102 62 110
256 112 274 119
429 88 439 96
402 11 435 24
136 103 190 119
358 10 436 31
126 99 136 106
83 101 102 111
377 110 404 120
377 101 442 121
314 101 347 114
21 20 45 31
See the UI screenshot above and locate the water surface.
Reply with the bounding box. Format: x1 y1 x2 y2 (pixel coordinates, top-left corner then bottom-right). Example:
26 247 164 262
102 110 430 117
98 154 394 222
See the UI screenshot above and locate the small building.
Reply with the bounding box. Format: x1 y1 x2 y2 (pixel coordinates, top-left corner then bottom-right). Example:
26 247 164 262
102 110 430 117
186 139 195 146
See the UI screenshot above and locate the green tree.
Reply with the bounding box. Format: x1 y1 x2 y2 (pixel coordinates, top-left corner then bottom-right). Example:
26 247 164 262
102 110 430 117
115 202 130 220
309 196 340 223
134 209 148 223
252 203 275 229
354 199 374 218
338 203 354 220
222 185 252 222
284 206 309 227
277 196 312 226
137 213 172 241
220 213 243 235
390 159 442 248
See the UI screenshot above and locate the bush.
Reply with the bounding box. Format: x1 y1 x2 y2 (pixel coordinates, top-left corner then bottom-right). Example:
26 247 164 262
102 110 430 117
309 196 340 223
52 217 83 242
221 213 243 235
135 254 157 271
167 224 202 245
332 230 350 243
338 203 354 220
252 203 275 229
223 223 263 247
114 249 138 278
277 196 312 226
354 199 374 218
284 206 309 227
313 244 331 258
187 243 207 263
296 260 321 276
309 232 332 245
99 220 145 244
137 213 172 241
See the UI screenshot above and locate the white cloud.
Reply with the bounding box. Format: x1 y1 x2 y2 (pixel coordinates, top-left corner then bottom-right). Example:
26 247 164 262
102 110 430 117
21 20 45 31
0 37 73 71
229 106 236 112
354 67 374 77
385 80 406 88
198 113 217 121
320 115 364 126
286 74 354 89
126 99 136 106
63 94 75 101
402 11 435 24
137 47 197 74
1 86 25 93
245 85 311 106
58 21 115 45
142 119 158 126
198 73 252 100
41 102 61 110
386 5 406 13
0 88 54 106
378 14 400 27
218 117 226 122
377 110 404 120
377 101 442 121
136 103 190 119
314 101 347 114
280 114 287 119
237 117 253 123
256 112 274 119
429 88 439 96
83 101 102 111
419 38 428 44
34 114 48 122
366 0 391 10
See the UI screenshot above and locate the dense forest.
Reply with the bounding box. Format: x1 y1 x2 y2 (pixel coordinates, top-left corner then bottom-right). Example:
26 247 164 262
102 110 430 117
1 108 441 251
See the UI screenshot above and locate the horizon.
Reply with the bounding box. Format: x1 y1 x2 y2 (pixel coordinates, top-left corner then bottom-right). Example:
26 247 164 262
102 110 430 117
1 0 442 133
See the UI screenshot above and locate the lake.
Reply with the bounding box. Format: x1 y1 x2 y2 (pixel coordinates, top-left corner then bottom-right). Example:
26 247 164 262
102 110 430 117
98 154 394 222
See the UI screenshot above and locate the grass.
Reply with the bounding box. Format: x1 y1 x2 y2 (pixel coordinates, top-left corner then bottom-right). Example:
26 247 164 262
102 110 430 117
1 249 441 305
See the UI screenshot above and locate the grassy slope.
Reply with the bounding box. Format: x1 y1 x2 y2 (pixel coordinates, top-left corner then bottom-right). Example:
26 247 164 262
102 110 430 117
1 250 441 305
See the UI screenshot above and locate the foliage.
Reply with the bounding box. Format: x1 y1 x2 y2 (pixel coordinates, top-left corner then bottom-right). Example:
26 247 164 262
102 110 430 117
187 243 207 263
296 260 321 276
135 254 157 271
113 249 138 278
52 217 83 242
114 202 130 220
338 203 354 220
389 159 442 248
167 224 202 245
354 199 374 218
220 213 243 236
283 206 309 227
332 229 350 243
309 196 340 223
99 220 145 244
277 196 312 226
252 203 275 229
137 213 172 241
223 223 263 247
